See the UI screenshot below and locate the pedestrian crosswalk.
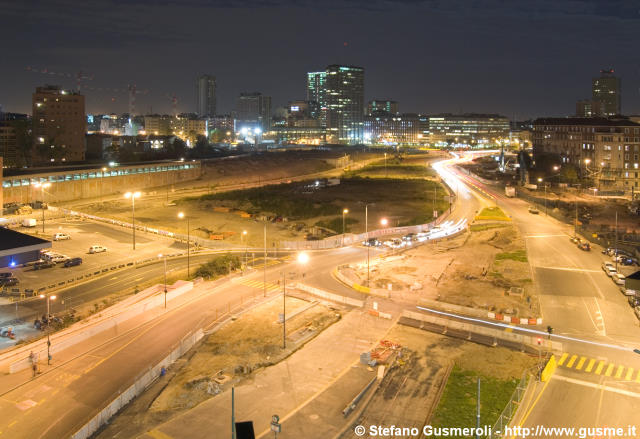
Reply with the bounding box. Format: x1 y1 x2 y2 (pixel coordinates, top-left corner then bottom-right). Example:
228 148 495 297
233 277 282 293
246 257 287 269
557 352 640 382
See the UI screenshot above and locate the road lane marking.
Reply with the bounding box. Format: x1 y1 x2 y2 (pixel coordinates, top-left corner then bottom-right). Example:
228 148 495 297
558 353 569 366
615 365 624 379
553 375 640 399
605 364 614 377
147 430 174 439
575 357 586 370
525 234 567 238
595 361 605 375
636 370 640 383
625 368 634 381
536 266 601 273
585 359 595 372
566 355 578 368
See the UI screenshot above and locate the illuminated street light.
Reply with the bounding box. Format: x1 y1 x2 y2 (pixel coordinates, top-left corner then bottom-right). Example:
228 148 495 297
39 293 56 365
34 182 52 233
297 252 309 265
178 212 190 277
380 218 389 227
124 191 141 250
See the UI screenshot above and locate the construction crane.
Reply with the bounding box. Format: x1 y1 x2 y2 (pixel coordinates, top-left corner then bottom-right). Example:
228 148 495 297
25 66 94 91
165 93 178 116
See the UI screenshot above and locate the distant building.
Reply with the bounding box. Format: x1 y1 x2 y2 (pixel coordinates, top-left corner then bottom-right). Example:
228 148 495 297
0 113 31 168
144 115 173 135
307 71 327 123
325 65 364 144
364 113 420 145
592 69 621 116
143 114 206 145
367 100 398 116
576 99 604 118
425 113 510 146
32 85 86 164
235 92 272 132
532 117 640 192
196 75 216 118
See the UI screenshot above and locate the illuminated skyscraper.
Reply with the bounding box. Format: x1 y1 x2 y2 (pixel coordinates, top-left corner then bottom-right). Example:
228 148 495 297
196 75 216 118
306 71 326 123
592 69 621 116
324 65 364 144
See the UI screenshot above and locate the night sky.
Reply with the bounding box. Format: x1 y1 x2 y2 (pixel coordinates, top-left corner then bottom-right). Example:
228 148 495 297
2 0 639 119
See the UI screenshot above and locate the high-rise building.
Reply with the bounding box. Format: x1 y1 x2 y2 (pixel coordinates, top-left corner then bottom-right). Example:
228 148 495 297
367 100 398 116
592 69 621 116
0 113 31 168
235 92 272 132
196 75 216 118
325 65 364 144
32 85 86 164
306 71 326 114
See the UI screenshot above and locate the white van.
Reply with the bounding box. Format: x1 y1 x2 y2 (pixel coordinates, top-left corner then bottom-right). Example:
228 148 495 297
89 245 107 254
53 233 71 241
21 218 36 228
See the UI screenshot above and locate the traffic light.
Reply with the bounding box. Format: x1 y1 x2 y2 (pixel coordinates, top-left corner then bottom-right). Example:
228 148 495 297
547 326 553 339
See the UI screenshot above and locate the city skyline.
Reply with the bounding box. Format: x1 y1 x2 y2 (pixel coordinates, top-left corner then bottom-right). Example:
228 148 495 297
2 0 639 118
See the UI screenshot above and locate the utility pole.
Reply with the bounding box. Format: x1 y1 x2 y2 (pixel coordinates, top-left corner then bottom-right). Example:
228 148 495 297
366 204 369 287
282 272 286 349
574 198 578 238
615 210 618 272
476 378 481 439
263 223 267 298
231 387 236 439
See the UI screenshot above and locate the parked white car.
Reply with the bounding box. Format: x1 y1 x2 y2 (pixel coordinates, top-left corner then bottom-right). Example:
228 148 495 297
613 273 626 285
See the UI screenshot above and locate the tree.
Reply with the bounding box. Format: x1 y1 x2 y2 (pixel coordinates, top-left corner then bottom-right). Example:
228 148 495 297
559 165 578 184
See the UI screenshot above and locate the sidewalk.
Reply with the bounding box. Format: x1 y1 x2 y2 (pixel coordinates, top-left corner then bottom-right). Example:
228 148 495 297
138 309 395 439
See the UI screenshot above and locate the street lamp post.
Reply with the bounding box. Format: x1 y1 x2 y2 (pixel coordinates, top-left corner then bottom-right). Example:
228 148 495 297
39 294 56 365
159 254 168 308
124 191 141 250
101 167 107 205
178 212 190 277
282 252 309 350
35 182 51 233
537 178 547 216
342 208 349 246
241 230 248 272
366 204 370 286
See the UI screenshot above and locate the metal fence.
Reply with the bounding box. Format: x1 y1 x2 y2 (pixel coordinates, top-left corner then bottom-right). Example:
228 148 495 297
486 371 532 438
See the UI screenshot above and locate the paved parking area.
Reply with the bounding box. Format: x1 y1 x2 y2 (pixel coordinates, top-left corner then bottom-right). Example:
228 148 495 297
0 218 188 291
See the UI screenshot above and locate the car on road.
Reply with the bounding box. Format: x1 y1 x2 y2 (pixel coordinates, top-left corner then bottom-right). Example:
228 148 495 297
63 257 83 267
618 257 637 266
33 260 55 270
634 306 640 321
402 233 417 242
621 287 638 296
0 272 15 279
362 238 380 247
53 233 71 241
528 206 539 214
0 277 19 286
578 242 591 251
613 273 626 285
88 245 107 254
628 295 640 308
602 262 617 277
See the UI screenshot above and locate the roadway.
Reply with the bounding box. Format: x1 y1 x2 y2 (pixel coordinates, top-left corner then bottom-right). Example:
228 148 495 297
444 157 640 436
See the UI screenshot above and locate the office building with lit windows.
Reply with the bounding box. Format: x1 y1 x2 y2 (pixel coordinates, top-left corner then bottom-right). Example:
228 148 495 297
364 113 419 145
32 85 86 165
306 71 326 123
325 65 364 144
425 113 510 146
367 99 398 116
592 69 621 116
533 117 640 193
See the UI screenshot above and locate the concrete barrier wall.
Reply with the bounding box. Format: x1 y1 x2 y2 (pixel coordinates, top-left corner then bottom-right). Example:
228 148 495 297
418 298 489 319
402 310 562 352
71 328 204 439
293 283 364 307
2 280 194 373
3 164 201 204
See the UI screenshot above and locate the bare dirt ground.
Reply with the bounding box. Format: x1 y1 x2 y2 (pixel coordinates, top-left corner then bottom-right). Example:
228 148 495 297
95 294 340 439
344 324 537 437
352 223 537 317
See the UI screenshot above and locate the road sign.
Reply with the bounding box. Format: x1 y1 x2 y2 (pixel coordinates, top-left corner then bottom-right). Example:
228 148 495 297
270 414 281 433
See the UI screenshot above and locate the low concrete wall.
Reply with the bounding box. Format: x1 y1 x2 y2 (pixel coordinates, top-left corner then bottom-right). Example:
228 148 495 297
293 283 364 307
1 280 194 374
402 310 562 352
71 328 204 439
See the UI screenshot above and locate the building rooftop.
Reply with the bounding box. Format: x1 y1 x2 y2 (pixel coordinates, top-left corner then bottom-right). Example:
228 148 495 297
534 117 640 127
0 227 50 253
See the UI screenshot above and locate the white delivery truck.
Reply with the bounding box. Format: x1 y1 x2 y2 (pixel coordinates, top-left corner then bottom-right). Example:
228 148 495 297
21 218 37 228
